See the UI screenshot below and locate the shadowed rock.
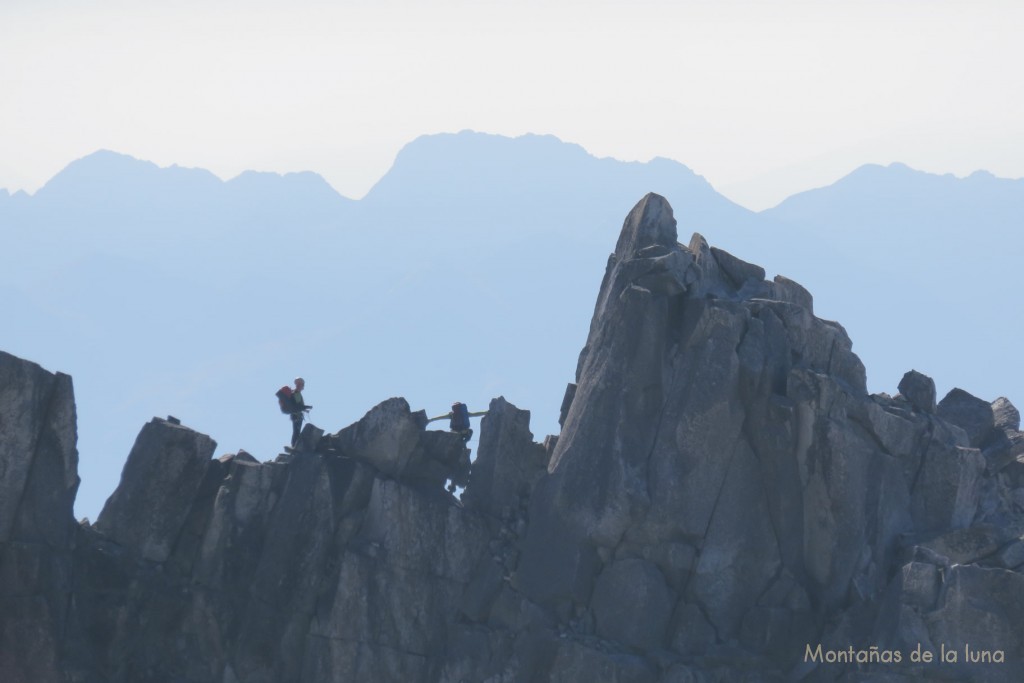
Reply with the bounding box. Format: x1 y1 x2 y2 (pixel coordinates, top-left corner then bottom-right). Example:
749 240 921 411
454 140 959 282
463 396 548 518
992 396 1020 431
326 397 427 477
938 388 996 448
898 369 937 413
96 418 216 563
0 352 79 683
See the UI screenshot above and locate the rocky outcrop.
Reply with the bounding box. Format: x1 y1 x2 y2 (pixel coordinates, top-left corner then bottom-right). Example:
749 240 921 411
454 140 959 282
95 418 217 563
897 369 937 414
463 396 549 518
0 351 79 683
2 194 1022 682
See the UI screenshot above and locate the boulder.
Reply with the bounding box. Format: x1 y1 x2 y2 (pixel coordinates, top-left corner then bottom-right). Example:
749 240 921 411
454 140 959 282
897 369 936 413
992 397 1020 431
938 388 996 448
327 397 427 477
770 274 814 314
710 245 765 288
95 418 216 562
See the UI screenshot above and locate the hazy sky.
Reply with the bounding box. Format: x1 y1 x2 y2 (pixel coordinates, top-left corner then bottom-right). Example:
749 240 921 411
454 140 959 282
2 0 1021 209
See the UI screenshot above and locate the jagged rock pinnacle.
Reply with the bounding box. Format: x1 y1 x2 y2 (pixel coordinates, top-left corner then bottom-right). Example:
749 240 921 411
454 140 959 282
613 192 678 258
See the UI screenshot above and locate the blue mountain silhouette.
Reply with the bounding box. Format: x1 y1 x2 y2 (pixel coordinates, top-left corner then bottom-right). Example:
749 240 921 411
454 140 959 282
2 134 1020 521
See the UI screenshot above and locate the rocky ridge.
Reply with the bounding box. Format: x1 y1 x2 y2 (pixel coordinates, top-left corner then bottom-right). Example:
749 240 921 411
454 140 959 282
2 194 1023 682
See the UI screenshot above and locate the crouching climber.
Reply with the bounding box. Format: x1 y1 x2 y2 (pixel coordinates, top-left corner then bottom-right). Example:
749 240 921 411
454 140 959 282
427 402 487 493
428 402 487 443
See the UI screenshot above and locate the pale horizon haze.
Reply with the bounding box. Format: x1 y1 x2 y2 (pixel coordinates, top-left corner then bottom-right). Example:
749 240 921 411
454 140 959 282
2 0 1022 210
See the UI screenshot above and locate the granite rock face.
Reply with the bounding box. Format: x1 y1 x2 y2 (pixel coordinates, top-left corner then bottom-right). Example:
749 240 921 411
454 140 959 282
0 351 79 683
2 195 1023 682
897 369 937 414
95 418 217 563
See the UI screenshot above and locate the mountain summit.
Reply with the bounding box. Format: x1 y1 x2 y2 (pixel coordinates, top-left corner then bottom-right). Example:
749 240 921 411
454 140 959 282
29 149 352 215
362 131 752 228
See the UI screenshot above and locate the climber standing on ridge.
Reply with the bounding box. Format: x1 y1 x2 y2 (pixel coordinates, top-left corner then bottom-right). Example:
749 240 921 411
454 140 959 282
427 402 487 443
276 377 312 448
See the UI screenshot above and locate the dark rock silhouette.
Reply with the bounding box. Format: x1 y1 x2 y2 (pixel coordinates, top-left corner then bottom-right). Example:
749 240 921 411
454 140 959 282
0 351 79 682
2 195 1023 682
897 369 937 414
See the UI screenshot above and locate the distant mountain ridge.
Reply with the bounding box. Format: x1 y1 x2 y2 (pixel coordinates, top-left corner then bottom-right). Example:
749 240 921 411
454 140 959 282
766 161 1024 222
11 149 353 221
2 132 753 234
5 138 1020 214
2 131 1021 523
361 131 730 208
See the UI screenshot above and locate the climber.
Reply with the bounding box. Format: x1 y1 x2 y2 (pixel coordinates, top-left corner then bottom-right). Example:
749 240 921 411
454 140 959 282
277 377 312 448
427 402 487 443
